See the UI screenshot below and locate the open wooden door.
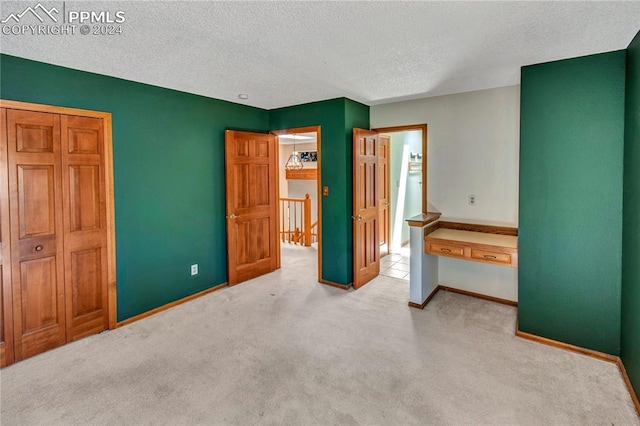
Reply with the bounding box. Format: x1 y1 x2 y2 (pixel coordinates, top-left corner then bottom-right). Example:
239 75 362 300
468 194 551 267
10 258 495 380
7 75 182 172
378 135 390 258
225 130 278 285
353 128 380 289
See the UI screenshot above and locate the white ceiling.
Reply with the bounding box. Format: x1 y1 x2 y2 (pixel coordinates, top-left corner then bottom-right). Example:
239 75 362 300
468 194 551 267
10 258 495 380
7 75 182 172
277 132 317 145
1 1 639 109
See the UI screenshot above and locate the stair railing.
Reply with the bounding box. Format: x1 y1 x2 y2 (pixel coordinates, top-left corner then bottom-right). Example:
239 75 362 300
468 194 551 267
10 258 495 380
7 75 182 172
280 193 315 246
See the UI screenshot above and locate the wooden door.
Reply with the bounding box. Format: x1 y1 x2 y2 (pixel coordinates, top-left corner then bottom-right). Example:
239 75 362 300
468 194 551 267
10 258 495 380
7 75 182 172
353 128 380 289
61 115 108 341
0 109 14 366
378 135 390 258
225 130 278 285
6 109 66 360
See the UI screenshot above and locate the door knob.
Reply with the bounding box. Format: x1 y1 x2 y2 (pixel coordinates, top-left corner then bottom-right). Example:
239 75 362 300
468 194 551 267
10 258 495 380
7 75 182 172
226 214 238 219
34 245 43 252
351 215 363 221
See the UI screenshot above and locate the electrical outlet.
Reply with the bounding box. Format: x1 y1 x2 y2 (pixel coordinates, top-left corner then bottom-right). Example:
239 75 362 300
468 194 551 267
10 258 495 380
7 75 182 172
190 264 198 276
469 195 476 206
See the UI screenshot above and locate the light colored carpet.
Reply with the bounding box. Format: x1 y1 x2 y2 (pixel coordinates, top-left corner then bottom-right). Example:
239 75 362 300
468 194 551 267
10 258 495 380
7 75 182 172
1 244 638 425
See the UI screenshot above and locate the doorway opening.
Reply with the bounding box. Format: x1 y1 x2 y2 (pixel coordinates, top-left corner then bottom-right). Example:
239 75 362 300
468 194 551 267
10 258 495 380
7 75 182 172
272 126 322 280
372 124 427 282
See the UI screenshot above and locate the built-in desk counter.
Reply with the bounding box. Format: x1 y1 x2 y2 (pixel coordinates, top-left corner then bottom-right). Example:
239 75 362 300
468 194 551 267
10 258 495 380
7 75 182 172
425 228 518 268
406 218 518 308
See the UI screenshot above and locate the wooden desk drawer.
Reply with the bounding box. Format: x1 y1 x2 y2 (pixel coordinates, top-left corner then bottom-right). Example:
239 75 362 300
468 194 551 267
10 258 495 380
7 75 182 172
424 227 518 268
429 243 464 257
470 249 511 265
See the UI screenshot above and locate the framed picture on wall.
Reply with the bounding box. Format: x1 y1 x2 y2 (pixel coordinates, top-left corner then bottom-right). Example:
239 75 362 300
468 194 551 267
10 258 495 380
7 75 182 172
299 151 318 162
408 161 422 172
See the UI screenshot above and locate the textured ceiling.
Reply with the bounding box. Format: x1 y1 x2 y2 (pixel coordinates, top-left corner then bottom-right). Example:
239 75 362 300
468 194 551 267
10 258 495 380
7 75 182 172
1 1 639 109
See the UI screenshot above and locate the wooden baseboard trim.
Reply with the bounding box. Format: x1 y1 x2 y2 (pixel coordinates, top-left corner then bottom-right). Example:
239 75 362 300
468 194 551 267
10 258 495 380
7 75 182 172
439 285 518 307
117 282 228 327
319 279 352 290
617 358 640 417
408 286 440 309
515 328 639 418
515 329 618 363
407 285 517 309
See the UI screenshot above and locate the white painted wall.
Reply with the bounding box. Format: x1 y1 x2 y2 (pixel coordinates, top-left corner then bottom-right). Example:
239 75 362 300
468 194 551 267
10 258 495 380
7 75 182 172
371 85 520 301
387 131 423 247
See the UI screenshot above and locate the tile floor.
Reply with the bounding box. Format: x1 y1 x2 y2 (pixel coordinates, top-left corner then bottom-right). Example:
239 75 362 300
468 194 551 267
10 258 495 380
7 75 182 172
379 246 411 281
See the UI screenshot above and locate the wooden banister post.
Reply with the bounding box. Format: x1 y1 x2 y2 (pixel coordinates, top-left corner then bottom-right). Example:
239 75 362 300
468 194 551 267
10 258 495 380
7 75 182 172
304 193 311 246
281 200 285 242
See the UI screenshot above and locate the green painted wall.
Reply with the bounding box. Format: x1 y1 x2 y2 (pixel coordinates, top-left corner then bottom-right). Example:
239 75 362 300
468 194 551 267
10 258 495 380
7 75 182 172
622 31 640 394
0 54 269 321
519 51 626 355
269 98 369 285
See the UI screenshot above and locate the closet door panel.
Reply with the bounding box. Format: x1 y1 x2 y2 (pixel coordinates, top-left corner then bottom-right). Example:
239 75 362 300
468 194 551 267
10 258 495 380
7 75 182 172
17 165 56 237
7 109 66 360
20 257 59 332
61 115 108 341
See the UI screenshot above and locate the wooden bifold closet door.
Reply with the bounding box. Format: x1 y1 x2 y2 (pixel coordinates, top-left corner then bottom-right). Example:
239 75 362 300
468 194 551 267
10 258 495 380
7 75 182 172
60 115 109 342
0 107 109 364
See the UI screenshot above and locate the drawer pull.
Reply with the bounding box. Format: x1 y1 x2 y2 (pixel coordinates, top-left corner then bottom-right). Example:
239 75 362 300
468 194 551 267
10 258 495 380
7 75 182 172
483 254 497 259
440 248 452 253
